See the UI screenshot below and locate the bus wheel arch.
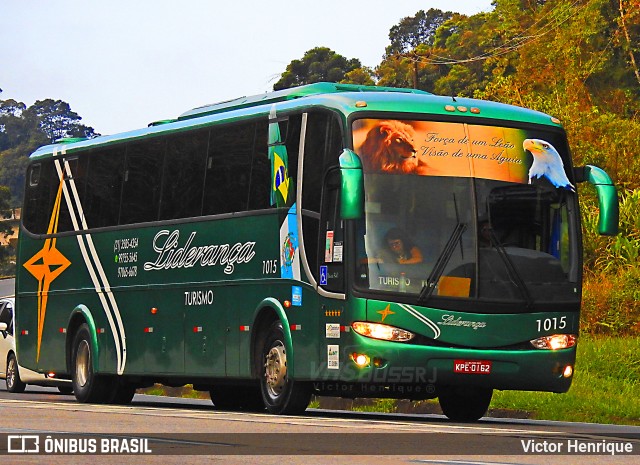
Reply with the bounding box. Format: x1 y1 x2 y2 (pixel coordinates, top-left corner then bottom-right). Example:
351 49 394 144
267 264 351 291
250 299 311 415
70 322 113 403
66 306 99 376
250 299 293 379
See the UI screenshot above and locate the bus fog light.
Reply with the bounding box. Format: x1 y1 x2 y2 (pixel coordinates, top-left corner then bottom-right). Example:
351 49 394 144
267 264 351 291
530 334 577 350
351 322 414 342
563 365 573 378
350 353 370 367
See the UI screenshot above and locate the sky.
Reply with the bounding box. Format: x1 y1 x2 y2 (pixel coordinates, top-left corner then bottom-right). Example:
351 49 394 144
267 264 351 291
1 1 493 136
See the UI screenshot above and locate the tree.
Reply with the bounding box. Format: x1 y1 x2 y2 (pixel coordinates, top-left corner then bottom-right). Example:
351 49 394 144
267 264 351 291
0 92 99 205
385 8 453 57
474 0 640 188
0 99 27 151
377 9 453 91
273 47 363 90
23 99 98 142
341 67 376 86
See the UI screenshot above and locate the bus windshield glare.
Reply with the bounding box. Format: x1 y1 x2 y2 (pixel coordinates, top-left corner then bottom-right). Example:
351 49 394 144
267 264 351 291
353 118 578 309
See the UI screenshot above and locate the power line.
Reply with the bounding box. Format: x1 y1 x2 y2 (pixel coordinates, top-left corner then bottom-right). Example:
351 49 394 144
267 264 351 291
402 0 586 66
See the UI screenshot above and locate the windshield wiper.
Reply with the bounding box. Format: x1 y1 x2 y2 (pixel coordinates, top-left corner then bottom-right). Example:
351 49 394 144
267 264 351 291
489 231 534 309
418 222 467 305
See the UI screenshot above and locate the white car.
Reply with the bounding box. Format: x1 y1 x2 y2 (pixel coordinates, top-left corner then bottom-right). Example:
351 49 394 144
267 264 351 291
0 297 72 394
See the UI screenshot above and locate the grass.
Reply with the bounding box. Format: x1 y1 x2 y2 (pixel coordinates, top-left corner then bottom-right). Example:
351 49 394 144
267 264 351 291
491 336 640 425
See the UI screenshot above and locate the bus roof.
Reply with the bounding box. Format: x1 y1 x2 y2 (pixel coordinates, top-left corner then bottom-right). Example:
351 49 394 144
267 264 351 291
29 82 562 159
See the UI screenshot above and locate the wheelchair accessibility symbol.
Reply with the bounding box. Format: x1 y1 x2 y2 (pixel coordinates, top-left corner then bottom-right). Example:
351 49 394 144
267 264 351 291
319 266 328 286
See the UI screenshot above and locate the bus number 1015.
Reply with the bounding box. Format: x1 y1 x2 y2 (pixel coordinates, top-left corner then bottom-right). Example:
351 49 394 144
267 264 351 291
262 259 278 275
536 317 567 332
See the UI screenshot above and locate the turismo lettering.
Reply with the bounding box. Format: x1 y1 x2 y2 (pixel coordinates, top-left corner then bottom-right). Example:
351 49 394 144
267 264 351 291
184 290 215 306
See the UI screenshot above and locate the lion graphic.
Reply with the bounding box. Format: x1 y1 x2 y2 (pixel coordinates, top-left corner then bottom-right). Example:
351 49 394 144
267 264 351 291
358 120 427 174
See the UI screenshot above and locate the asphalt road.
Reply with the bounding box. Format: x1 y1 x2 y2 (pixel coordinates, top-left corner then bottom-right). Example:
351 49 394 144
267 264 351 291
0 386 638 464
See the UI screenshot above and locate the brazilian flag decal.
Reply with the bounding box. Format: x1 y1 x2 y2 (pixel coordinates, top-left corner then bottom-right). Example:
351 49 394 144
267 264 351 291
272 149 290 205
268 105 291 207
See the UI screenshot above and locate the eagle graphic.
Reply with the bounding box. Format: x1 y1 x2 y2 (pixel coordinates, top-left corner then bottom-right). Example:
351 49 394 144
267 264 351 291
523 139 574 191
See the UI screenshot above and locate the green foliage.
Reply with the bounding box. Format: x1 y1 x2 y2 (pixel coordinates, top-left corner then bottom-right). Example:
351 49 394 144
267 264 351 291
376 9 454 91
493 336 640 425
351 398 397 414
341 67 376 86
0 95 98 206
580 188 640 335
385 9 453 56
374 2 640 337
273 47 362 91
582 188 640 272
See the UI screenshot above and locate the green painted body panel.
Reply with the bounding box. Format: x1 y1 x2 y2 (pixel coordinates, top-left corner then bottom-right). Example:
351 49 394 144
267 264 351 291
365 300 579 348
16 213 323 379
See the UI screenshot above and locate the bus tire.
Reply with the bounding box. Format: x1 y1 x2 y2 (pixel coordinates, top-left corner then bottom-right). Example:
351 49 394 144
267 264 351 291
71 323 109 403
108 381 136 405
259 321 311 415
57 385 73 395
6 353 27 393
210 384 265 412
438 386 493 422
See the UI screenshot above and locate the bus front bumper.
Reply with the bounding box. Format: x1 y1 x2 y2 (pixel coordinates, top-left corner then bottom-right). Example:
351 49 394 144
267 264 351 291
314 336 576 394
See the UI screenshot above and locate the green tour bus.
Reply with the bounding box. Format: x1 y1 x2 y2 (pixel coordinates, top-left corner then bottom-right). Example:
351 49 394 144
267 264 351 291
14 82 618 421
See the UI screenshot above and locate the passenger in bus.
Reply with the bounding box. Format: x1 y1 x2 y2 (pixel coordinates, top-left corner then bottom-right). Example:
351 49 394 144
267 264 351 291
478 221 493 247
377 228 423 264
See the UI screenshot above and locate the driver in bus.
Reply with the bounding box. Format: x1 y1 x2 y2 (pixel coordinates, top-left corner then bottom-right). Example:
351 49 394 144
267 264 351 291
377 227 423 264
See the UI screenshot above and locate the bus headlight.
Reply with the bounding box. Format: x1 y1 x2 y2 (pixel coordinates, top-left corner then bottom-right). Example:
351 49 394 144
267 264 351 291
351 322 415 342
530 334 577 350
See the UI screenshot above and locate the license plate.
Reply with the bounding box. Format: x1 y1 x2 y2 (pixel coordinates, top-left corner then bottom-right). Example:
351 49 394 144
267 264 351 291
454 359 492 374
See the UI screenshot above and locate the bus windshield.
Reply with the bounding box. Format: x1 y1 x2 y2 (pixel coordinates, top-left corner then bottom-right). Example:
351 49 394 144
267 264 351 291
352 118 579 310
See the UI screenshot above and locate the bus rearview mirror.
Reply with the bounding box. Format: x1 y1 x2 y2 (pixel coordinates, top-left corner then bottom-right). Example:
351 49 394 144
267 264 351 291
338 149 364 219
574 165 619 236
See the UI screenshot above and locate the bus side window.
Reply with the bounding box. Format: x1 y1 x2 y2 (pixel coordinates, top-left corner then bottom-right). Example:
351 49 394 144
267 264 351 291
203 123 254 215
57 156 88 233
84 146 125 228
23 160 63 234
120 139 165 225
160 129 208 220
248 120 270 211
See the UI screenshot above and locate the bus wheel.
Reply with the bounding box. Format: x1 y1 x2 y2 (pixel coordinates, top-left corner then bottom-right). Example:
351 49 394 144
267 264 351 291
57 385 73 395
210 384 265 412
108 381 136 405
259 321 311 415
438 386 493 422
71 323 109 403
6 353 26 393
